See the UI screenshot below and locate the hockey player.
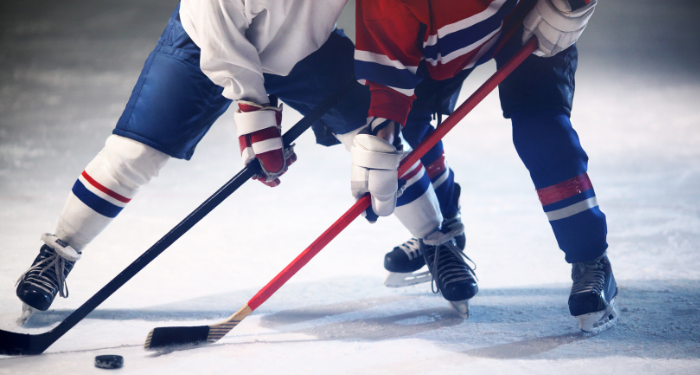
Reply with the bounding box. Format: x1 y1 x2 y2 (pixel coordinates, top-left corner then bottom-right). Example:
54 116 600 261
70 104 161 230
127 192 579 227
14 0 464 321
353 0 619 334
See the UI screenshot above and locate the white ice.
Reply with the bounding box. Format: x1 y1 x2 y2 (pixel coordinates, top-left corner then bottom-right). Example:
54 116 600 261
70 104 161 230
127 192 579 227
1 0 699 374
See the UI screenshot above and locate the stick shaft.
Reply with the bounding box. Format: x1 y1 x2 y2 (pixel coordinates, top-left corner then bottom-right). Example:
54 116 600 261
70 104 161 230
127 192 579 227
247 39 538 311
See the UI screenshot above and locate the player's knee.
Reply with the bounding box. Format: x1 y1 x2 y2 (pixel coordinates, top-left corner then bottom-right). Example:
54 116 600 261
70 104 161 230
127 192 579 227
103 135 170 189
512 110 587 165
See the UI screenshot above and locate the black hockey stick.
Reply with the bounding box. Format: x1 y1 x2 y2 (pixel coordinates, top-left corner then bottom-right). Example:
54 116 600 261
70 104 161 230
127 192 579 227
0 79 356 356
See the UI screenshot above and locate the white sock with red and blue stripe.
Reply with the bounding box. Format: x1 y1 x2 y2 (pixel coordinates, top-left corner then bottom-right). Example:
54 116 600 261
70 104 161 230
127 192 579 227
55 135 169 251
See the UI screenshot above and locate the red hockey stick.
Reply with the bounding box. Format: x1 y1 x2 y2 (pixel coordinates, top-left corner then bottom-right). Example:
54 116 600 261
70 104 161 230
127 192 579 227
144 38 538 349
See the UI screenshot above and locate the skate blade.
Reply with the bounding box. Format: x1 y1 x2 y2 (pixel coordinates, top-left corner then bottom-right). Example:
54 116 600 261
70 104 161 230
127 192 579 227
449 300 469 318
384 270 431 288
577 297 620 336
17 303 37 326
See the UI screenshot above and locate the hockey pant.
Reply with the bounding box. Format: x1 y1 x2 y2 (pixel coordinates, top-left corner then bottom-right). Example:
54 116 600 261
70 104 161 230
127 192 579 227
510 109 607 264
496 25 608 263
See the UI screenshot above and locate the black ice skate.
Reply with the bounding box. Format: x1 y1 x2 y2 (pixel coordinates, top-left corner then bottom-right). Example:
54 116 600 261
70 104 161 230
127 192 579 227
421 225 477 318
16 234 81 322
384 184 465 287
384 238 430 287
568 251 620 335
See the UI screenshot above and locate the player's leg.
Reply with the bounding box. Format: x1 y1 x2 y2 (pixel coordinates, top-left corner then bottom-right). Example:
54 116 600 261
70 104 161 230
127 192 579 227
16 5 232 315
339 117 475 313
496 26 618 334
383 70 471 287
357 124 476 315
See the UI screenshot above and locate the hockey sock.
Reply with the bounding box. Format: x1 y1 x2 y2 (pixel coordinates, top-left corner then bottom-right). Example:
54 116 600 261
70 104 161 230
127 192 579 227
394 158 443 239
424 151 457 218
511 109 608 263
402 111 458 219
55 135 170 251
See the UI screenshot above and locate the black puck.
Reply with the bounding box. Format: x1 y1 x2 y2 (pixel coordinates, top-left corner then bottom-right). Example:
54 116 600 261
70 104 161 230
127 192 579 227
95 354 124 369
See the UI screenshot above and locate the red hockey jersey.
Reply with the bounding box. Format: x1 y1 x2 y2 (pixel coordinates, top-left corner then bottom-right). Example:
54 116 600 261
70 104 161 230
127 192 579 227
355 0 520 125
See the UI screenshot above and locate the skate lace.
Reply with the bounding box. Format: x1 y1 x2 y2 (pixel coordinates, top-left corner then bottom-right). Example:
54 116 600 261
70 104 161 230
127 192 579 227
570 258 607 295
428 241 477 294
16 249 72 298
398 238 421 260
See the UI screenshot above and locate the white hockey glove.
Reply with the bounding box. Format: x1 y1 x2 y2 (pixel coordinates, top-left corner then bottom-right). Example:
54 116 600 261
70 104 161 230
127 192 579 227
235 100 296 187
522 0 597 57
351 118 404 222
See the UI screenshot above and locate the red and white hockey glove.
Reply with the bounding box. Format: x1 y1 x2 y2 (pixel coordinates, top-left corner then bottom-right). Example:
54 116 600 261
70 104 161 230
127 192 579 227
234 100 296 187
522 0 597 57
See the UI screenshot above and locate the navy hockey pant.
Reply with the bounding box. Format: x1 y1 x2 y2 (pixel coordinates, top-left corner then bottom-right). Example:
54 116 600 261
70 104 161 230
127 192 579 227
494 25 608 263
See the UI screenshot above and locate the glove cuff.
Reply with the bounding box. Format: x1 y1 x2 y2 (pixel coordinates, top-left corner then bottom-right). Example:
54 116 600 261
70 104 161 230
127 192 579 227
351 134 402 170
234 100 282 136
535 0 596 32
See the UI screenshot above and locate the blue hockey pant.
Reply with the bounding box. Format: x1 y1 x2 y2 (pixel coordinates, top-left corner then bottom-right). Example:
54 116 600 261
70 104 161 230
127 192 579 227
494 25 608 263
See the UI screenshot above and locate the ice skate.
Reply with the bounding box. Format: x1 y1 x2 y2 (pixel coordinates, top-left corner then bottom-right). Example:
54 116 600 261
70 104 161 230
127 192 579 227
384 238 431 287
384 184 465 288
421 224 477 318
568 252 620 335
16 234 81 312
384 218 466 288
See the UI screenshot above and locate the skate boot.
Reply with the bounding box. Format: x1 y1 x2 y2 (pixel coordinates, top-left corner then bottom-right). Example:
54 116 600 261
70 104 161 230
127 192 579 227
384 238 430 287
16 234 81 316
421 226 477 318
384 184 465 287
568 251 620 335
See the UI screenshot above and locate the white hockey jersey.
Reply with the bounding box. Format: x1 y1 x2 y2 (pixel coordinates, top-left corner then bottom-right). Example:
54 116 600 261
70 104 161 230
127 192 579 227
180 0 349 104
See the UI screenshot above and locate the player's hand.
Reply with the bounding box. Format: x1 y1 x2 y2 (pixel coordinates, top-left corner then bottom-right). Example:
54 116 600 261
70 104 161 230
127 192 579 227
351 117 403 222
522 0 597 57
234 100 296 187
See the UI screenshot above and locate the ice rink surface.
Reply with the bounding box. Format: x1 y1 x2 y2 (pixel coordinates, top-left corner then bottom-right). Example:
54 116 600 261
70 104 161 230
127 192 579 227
1 0 699 373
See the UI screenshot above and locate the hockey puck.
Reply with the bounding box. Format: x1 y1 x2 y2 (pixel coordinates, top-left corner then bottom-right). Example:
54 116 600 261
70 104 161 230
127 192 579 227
95 355 123 369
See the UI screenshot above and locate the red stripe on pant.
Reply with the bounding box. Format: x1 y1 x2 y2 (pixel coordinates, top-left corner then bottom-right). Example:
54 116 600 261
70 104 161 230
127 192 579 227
537 173 593 207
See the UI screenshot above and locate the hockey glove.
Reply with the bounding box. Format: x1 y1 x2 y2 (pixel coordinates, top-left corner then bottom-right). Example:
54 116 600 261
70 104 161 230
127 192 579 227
522 0 597 57
351 117 404 222
234 100 297 187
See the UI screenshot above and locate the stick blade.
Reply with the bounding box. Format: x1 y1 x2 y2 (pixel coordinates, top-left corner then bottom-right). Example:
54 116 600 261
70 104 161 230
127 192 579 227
144 325 211 350
0 328 52 355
